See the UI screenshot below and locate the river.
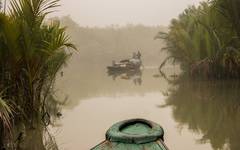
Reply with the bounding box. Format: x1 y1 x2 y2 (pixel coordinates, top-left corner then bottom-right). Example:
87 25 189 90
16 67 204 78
51 57 240 150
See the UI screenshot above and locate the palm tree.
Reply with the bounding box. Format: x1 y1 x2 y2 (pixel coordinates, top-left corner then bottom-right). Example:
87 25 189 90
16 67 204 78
0 93 12 148
157 0 240 78
212 0 240 37
0 0 76 147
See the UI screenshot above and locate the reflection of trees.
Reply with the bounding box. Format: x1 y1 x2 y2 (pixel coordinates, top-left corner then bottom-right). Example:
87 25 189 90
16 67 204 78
165 78 240 150
16 127 58 150
2 95 62 150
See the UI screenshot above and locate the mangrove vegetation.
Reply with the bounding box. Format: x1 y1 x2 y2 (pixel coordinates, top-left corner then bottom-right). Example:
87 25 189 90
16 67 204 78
0 0 75 149
157 0 240 79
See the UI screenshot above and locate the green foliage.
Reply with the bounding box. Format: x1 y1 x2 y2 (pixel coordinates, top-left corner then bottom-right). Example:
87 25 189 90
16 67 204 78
0 0 75 147
0 95 12 133
157 0 240 78
0 91 13 149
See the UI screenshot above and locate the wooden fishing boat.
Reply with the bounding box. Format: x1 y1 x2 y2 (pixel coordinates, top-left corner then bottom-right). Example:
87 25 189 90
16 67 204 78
107 58 142 72
107 64 139 72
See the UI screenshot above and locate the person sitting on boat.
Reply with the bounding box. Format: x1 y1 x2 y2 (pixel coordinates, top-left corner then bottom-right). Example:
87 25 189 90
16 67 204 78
132 52 137 59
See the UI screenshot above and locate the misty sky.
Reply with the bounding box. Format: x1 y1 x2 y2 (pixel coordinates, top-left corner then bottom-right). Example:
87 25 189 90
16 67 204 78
54 0 204 27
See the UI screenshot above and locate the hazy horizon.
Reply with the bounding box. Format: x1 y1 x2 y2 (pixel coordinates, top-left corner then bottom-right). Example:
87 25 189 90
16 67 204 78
52 0 204 27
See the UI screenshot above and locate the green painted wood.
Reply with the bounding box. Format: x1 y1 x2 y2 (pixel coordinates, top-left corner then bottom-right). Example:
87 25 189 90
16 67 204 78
91 119 168 150
92 141 167 150
106 119 164 144
121 123 151 135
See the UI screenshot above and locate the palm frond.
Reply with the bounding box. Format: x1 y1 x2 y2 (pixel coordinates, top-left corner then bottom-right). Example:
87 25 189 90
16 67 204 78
0 96 13 132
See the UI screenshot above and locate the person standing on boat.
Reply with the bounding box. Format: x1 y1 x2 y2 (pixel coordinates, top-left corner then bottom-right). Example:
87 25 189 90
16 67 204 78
137 51 143 68
137 51 141 59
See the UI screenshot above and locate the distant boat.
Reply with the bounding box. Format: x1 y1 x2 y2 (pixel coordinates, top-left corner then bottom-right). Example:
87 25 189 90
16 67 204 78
107 63 140 72
107 53 142 72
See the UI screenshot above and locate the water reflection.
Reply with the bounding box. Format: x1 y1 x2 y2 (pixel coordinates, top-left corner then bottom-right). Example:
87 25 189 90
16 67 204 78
56 65 170 108
15 127 58 150
107 69 142 86
3 95 63 150
164 77 240 150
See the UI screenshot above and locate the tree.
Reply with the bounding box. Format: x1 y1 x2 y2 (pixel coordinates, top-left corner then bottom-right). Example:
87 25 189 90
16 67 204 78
157 0 240 78
0 0 76 147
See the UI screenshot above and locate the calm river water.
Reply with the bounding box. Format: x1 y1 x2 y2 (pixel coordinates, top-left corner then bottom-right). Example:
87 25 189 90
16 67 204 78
53 58 240 150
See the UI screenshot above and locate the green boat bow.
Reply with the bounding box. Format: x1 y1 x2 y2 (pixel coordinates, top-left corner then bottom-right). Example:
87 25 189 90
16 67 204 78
92 119 169 150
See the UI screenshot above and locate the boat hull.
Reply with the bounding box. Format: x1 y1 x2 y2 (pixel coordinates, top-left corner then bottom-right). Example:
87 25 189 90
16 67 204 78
107 65 140 73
